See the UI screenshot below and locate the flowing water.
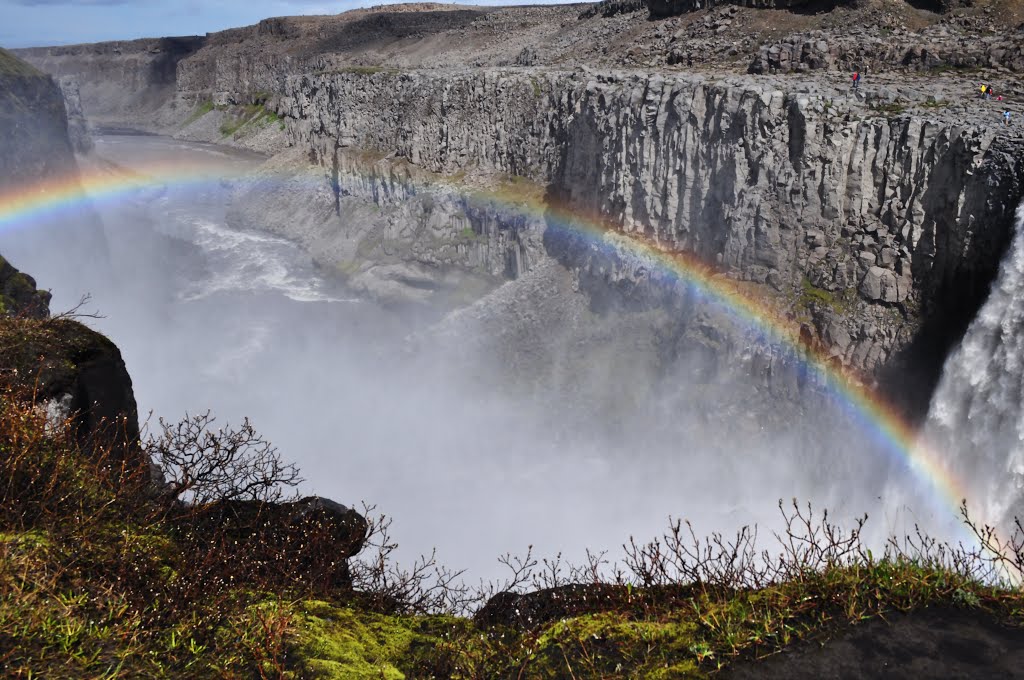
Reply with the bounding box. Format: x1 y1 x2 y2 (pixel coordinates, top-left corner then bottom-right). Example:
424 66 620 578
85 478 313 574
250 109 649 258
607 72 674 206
3 134 986 579
923 203 1024 529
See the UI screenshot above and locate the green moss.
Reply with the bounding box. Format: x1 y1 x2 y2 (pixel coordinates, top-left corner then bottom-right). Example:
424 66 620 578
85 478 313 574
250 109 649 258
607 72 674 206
797 277 856 317
525 613 704 679
529 76 542 99
870 101 907 117
181 99 215 128
291 601 446 679
0 48 44 77
920 96 950 109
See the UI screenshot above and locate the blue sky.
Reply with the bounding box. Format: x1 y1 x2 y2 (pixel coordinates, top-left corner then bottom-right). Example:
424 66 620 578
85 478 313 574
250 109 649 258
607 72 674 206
1 0 575 48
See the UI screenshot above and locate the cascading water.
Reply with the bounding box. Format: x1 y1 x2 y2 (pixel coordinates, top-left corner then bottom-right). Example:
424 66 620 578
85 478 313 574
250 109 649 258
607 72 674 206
923 202 1024 527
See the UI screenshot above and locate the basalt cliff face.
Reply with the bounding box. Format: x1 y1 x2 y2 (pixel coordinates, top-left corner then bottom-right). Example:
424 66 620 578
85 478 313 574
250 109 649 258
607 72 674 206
0 49 138 450
0 48 80 193
14 37 205 131
14 1 1024 409
268 67 1024 402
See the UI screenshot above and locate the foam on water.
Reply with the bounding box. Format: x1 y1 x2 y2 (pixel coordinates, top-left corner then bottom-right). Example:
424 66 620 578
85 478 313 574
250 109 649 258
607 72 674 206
922 202 1024 527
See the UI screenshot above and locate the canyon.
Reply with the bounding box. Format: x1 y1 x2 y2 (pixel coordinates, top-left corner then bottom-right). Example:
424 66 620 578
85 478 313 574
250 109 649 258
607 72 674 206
15 1 1024 418
7 1 1024 675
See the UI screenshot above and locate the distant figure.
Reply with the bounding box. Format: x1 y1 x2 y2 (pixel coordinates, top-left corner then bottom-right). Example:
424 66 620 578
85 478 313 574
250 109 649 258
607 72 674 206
980 83 987 98
987 86 994 100
1005 110 1012 126
852 71 861 90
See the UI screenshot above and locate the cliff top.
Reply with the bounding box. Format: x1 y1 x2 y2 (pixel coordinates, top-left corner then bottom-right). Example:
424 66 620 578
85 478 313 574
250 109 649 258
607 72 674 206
0 47 43 77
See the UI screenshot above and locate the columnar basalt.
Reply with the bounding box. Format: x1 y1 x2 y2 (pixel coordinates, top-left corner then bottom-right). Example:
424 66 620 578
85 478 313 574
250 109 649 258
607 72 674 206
278 68 1023 385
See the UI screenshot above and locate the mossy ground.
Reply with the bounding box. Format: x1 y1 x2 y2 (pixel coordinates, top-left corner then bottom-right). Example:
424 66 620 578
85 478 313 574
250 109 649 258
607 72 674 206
0 48 44 77
2 314 1024 678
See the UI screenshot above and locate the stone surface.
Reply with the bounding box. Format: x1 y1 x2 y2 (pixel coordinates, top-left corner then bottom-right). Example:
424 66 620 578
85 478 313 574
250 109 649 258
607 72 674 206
272 67 1021 380
57 77 94 154
185 495 369 587
0 256 51 318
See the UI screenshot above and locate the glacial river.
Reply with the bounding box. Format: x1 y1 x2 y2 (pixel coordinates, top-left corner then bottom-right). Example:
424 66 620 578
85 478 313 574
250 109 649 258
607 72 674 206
5 134 976 582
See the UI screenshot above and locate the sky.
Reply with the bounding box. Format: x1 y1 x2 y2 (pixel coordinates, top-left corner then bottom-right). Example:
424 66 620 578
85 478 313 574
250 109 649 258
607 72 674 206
0 0 576 48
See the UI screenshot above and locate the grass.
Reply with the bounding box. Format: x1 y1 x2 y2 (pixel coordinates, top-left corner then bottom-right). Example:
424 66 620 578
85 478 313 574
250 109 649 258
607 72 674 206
921 96 951 109
219 104 285 138
870 101 908 116
181 99 215 128
3 312 1024 678
0 48 44 78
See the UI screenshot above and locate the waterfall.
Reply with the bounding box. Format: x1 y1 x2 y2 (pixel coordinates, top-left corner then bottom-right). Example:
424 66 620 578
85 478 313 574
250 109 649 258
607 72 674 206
923 202 1024 527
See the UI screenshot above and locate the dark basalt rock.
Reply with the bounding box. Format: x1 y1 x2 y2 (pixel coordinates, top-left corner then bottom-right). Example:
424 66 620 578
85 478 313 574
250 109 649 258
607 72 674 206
185 496 369 588
476 583 635 629
722 605 1024 679
0 256 50 318
647 0 820 19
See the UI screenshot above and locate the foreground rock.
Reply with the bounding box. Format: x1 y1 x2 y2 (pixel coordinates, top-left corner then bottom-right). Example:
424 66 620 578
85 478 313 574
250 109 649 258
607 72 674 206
182 495 369 588
723 606 1024 679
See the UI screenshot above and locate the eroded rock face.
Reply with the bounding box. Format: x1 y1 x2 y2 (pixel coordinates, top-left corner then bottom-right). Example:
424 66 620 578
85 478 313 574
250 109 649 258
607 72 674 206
278 68 1023 385
0 256 51 318
13 37 205 130
57 77 93 154
228 148 546 306
0 48 79 192
647 0 817 19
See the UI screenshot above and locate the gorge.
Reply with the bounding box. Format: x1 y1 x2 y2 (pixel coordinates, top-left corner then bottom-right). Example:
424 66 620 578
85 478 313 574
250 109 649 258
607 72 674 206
6 0 1024 675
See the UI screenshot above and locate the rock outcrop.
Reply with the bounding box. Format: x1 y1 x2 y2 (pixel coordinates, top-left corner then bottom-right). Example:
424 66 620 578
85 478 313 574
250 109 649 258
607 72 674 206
185 495 369 588
14 37 205 131
57 77 93 154
0 256 51 318
647 0 817 19
273 68 1022 389
0 48 80 192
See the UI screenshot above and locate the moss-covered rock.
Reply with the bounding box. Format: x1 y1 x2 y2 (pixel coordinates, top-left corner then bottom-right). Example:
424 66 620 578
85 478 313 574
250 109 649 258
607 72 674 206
0 255 50 318
0 315 140 461
290 601 462 679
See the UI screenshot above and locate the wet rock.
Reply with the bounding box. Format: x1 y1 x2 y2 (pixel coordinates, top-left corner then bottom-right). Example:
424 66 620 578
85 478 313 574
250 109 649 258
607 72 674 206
476 584 632 629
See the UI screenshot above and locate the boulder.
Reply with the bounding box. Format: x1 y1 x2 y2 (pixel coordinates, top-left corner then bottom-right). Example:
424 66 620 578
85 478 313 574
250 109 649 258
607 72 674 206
0 255 50 318
476 584 633 629
185 495 369 588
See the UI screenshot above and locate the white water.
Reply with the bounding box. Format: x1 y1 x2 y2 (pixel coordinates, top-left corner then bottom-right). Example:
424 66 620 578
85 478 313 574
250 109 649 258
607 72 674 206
923 202 1024 527
3 134 966 579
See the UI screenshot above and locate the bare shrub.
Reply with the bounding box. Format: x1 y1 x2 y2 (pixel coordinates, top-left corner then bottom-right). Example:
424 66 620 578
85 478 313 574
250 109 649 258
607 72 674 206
146 411 301 506
349 503 474 615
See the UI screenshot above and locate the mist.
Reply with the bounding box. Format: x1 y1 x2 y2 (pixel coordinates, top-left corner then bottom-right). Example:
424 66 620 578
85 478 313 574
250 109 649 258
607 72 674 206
1 134 954 581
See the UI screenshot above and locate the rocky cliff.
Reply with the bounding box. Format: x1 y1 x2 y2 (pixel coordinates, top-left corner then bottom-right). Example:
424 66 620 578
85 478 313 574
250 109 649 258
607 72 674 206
14 37 205 131
15 1 1024 408
264 68 1022 397
0 48 80 192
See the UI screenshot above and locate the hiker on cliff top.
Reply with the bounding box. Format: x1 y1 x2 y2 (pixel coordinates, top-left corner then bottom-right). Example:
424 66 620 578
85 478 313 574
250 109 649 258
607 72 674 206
852 71 861 90
980 83 989 98
1005 110 1012 126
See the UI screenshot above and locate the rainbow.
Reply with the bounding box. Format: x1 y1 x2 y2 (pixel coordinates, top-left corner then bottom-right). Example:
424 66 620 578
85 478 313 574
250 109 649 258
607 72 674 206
0 157 976 534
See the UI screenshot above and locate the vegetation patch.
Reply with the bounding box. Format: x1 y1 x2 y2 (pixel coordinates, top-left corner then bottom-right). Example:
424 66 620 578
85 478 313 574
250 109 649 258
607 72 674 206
921 96 951 109
4 314 1024 678
181 99 215 128
869 101 908 116
0 48 44 77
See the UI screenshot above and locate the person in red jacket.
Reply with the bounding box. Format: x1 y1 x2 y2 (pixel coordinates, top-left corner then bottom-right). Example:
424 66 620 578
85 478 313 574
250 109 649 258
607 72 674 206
852 71 861 90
